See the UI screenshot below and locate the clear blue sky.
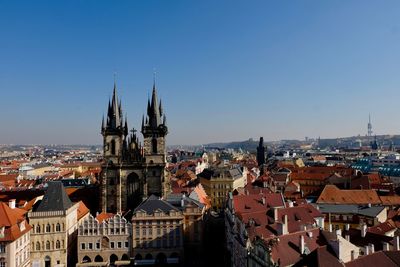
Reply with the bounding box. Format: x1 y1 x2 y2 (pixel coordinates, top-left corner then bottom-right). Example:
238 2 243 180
1 1 400 145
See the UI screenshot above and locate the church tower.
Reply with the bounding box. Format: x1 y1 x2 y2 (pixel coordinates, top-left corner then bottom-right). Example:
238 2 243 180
257 137 266 172
141 82 168 197
101 83 127 164
100 79 170 214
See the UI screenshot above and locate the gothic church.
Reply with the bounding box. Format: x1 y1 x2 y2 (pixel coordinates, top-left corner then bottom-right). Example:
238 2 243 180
100 81 169 213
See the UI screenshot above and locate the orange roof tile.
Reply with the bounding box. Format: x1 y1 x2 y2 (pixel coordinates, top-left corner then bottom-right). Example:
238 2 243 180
77 201 90 221
317 185 381 205
96 212 115 223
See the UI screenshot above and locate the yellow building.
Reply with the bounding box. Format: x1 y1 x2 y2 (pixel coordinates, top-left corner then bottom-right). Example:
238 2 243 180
198 167 247 210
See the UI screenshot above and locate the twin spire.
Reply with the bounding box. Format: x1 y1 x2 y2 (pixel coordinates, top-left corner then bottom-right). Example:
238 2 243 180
141 80 167 133
102 81 125 132
102 77 167 135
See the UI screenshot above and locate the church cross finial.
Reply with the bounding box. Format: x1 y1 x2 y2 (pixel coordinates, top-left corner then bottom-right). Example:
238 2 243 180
153 68 156 88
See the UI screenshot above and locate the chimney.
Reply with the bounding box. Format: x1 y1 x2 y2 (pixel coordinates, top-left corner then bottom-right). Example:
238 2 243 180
370 244 375 254
262 196 266 205
300 235 305 254
336 229 342 237
345 224 350 231
361 223 367 238
351 250 355 261
274 208 279 221
383 242 390 251
283 215 288 235
8 199 16 209
365 245 369 255
288 200 294 208
329 224 333 233
345 235 350 242
394 236 400 251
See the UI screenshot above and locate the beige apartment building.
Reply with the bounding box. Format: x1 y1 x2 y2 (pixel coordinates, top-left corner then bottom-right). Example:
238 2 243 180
77 213 131 266
132 195 184 265
0 200 32 267
28 181 88 267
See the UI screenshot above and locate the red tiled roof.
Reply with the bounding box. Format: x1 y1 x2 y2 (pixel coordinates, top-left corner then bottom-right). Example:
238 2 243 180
77 201 90 221
0 202 31 242
269 228 325 266
345 251 400 267
380 196 400 206
233 192 285 216
96 212 115 223
317 185 381 205
368 220 397 235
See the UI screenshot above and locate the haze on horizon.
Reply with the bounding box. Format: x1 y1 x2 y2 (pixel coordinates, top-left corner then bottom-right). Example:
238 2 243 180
1 1 400 146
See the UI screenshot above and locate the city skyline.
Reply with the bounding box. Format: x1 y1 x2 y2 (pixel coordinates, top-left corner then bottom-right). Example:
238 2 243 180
1 1 400 145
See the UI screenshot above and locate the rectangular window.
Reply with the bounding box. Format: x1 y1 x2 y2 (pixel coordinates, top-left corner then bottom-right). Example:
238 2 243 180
125 241 129 248
81 243 85 250
88 243 93 250
110 242 115 249
118 242 122 248
96 242 100 249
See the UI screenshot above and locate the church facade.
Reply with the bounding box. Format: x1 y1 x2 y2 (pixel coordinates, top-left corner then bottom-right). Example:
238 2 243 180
100 82 170 213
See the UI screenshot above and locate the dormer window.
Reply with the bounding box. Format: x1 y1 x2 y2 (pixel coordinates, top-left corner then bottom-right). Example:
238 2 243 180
0 227 4 238
18 221 26 232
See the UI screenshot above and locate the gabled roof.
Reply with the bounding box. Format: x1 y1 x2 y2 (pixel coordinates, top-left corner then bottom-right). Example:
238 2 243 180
77 201 90 221
35 181 73 212
269 228 326 266
317 185 381 205
0 202 31 242
294 245 343 267
0 202 26 227
133 195 179 215
345 251 400 267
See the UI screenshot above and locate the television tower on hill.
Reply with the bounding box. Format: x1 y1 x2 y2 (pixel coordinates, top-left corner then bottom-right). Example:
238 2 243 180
367 114 373 137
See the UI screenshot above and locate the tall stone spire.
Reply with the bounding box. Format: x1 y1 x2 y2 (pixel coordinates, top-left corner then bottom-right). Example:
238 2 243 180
143 82 164 130
106 82 122 130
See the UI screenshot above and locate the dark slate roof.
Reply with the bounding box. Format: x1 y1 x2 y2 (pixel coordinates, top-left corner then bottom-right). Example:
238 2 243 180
317 204 385 218
35 181 73 212
133 195 179 215
166 193 204 210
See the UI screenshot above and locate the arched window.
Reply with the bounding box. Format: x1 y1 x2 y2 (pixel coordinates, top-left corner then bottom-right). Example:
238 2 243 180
36 242 40 251
46 224 51 233
56 223 61 232
36 225 40 233
56 240 60 249
152 138 157 153
111 140 116 155
46 241 50 250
